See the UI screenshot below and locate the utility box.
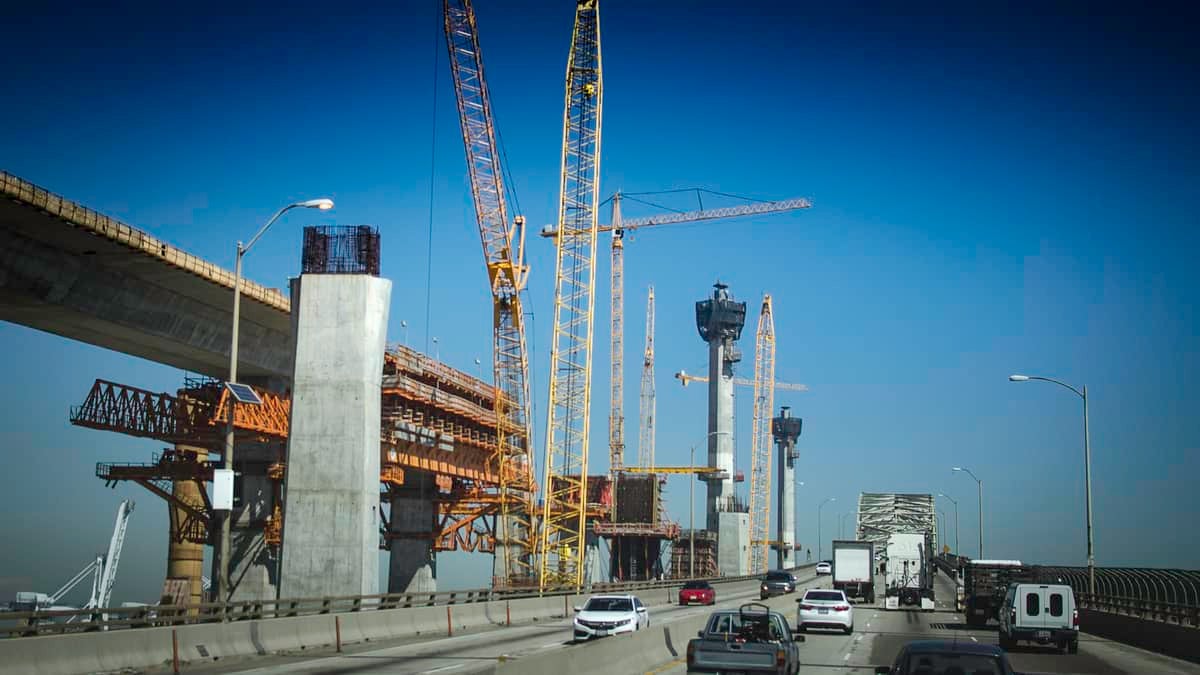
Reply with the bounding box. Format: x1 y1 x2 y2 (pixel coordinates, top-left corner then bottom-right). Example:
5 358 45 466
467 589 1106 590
212 469 234 511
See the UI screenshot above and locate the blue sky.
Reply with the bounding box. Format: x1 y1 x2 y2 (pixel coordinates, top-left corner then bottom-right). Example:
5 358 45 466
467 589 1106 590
1 1 1196 604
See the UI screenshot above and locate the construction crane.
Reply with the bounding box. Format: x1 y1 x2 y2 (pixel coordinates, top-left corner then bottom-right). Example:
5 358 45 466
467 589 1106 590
443 0 536 587
543 191 810 487
674 370 808 392
539 0 603 590
747 295 776 574
637 285 655 468
10 500 134 620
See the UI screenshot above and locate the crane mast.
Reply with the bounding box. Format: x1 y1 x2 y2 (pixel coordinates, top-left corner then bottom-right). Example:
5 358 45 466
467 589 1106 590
747 295 776 574
443 0 535 586
637 285 655 468
540 0 603 590
608 197 625 475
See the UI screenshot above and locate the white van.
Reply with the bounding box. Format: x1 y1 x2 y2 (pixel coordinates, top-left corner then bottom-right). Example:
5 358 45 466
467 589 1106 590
998 583 1079 654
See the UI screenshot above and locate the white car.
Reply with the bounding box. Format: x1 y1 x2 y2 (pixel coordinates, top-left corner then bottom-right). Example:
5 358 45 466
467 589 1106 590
572 594 649 641
796 588 853 634
815 561 832 575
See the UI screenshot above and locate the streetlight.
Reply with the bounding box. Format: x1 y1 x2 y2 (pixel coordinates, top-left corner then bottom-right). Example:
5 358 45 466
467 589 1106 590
400 320 408 347
839 512 852 539
937 510 946 554
474 357 482 380
938 493 959 557
952 467 983 559
817 497 835 562
1009 373 1096 595
684 430 731 578
217 197 334 603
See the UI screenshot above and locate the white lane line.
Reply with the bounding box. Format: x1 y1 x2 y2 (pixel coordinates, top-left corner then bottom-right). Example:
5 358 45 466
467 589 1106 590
970 636 978 642
426 666 464 674
540 641 562 649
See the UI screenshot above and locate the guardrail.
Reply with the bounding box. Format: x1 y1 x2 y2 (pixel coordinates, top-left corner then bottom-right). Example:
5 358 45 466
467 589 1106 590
932 554 1199 628
1 564 814 639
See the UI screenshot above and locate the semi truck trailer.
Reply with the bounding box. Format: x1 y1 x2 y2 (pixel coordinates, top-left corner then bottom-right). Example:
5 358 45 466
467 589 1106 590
831 540 876 603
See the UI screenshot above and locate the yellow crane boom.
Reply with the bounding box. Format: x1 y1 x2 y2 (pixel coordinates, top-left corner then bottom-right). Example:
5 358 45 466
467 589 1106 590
443 0 534 587
637 285 655 468
540 0 603 591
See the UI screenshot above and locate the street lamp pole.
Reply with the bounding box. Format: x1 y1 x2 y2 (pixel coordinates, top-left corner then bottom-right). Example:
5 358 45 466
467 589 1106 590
817 497 835 562
216 197 333 604
690 445 695 578
939 493 959 557
952 467 983 559
1009 374 1095 595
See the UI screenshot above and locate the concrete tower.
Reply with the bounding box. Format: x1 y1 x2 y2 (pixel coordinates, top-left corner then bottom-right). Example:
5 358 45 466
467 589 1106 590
279 226 391 598
772 406 802 569
696 282 748 574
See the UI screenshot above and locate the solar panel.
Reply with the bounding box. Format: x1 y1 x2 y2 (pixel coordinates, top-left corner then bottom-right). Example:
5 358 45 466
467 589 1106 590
226 382 263 406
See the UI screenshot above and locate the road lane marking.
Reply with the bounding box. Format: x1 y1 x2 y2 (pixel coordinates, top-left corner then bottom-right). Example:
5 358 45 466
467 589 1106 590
970 636 978 642
645 657 686 674
426 666 464 674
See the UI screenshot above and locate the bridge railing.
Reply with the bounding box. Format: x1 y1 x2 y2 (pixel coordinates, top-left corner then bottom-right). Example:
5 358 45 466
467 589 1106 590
1 564 816 638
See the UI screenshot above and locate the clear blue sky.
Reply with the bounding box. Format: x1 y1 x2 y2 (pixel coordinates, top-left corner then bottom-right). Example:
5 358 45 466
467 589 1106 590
1 1 1196 605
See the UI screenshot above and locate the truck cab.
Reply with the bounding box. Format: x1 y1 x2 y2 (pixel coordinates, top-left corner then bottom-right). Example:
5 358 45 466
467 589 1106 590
998 583 1079 654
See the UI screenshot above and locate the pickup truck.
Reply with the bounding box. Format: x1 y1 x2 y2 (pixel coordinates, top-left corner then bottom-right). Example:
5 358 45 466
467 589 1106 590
686 603 804 675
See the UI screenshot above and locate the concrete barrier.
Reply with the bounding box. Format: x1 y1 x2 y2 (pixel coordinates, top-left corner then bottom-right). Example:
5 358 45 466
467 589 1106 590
1081 608 1200 664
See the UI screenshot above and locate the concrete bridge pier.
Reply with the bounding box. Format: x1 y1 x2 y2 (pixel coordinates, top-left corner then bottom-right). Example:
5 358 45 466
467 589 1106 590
387 471 437 593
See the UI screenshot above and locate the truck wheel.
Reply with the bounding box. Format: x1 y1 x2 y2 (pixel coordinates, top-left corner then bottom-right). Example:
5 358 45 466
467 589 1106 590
998 634 1012 650
844 624 853 635
867 592 875 604
1068 641 1078 655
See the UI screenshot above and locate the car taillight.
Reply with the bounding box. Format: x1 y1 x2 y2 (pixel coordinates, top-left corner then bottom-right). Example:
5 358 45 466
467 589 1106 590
776 649 787 667
1073 608 1079 627
801 604 815 611
834 605 850 611
687 641 695 663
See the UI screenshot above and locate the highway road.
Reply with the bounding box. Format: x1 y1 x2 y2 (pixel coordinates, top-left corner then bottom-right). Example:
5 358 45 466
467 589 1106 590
166 571 1198 675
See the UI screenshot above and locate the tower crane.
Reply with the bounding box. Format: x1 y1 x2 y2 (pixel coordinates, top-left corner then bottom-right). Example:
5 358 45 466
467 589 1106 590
540 0 603 590
542 191 811 482
747 295 776 574
637 285 655 468
675 370 808 392
443 0 535 587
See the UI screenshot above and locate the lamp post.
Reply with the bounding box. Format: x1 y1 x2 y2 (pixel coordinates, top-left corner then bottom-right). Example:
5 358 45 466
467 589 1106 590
217 197 334 604
689 445 695 578
817 497 835 562
1010 374 1095 595
952 467 983 560
839 513 852 539
938 493 959 557
937 510 946 554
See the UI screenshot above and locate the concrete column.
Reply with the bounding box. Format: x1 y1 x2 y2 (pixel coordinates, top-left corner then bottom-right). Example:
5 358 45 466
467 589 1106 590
706 340 736 531
772 407 802 570
230 470 278 601
387 472 437 593
279 274 391 599
168 444 207 610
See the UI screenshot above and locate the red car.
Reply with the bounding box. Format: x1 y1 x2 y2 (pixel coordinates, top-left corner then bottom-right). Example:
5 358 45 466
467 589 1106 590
679 580 716 606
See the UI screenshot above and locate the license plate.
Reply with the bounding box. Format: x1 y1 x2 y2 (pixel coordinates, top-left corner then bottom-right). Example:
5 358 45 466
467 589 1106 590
1036 630 1050 641
819 608 829 614
594 629 609 636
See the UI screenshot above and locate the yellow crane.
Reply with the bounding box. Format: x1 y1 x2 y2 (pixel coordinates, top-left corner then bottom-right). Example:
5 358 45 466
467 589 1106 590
543 191 811 488
637 286 655 468
539 0 603 591
747 294 776 574
443 0 535 587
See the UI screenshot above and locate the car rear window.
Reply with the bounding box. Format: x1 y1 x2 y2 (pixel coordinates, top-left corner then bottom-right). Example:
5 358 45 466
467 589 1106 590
1026 592 1040 616
1049 592 1064 616
683 581 711 590
804 591 844 602
907 653 1001 674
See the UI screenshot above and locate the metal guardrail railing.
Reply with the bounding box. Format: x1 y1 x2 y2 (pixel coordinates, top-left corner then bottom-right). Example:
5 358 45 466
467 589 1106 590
933 554 1200 628
1 564 816 638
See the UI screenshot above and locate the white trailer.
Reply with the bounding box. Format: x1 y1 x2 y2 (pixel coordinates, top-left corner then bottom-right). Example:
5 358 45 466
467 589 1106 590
831 540 875 603
883 532 935 611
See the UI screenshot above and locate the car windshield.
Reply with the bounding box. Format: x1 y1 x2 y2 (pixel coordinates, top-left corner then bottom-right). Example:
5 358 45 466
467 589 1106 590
766 573 791 580
804 591 844 602
907 652 1002 675
683 581 711 590
584 597 632 612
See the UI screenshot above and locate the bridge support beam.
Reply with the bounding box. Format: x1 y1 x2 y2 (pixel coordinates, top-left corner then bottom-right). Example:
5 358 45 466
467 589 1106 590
387 471 438 593
279 273 391 599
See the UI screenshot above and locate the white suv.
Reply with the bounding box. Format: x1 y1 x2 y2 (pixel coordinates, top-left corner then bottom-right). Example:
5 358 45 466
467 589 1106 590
572 594 649 641
797 588 854 634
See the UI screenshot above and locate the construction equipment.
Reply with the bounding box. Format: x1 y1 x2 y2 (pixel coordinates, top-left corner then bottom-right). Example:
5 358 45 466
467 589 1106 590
539 0 603 590
637 285 655 468
11 500 134 621
746 295 776 574
443 0 536 587
675 370 808 392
